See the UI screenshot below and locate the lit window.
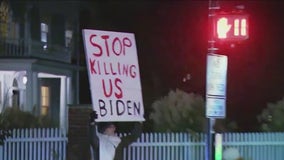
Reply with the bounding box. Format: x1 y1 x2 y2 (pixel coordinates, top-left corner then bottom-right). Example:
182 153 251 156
41 86 50 116
41 23 48 49
65 29 72 47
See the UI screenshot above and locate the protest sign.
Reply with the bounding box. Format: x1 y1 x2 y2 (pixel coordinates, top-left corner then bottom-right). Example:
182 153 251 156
82 29 145 122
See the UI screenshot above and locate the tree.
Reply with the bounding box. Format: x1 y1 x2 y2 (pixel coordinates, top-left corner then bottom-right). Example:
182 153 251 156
257 97 284 132
149 89 206 133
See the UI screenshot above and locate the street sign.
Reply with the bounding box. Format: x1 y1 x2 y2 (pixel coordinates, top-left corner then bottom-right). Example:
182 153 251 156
206 54 227 118
206 96 226 118
206 54 228 96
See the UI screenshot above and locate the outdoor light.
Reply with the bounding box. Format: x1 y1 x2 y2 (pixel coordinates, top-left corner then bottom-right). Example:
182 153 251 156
22 76 27 84
43 44 48 50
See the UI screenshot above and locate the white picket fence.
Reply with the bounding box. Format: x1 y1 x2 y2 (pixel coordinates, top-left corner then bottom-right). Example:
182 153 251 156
1 130 284 160
122 132 284 160
0 128 67 160
223 132 284 160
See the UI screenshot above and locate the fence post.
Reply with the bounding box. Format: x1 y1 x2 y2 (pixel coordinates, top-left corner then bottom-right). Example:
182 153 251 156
0 145 2 160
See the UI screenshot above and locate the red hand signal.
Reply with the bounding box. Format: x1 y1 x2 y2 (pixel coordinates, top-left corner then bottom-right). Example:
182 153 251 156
217 17 231 39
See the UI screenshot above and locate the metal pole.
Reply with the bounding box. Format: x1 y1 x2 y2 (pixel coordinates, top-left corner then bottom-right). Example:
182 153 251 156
206 0 219 160
208 0 218 54
206 118 215 160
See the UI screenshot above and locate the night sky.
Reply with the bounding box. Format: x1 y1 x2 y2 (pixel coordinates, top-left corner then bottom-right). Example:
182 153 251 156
80 0 284 131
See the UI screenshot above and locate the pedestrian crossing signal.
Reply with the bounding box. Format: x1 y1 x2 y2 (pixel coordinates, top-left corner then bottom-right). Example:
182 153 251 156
214 14 249 41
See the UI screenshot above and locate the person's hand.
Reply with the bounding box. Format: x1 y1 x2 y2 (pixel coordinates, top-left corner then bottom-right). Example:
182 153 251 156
89 111 98 124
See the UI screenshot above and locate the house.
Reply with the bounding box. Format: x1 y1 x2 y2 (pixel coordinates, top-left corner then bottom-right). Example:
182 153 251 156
0 0 86 132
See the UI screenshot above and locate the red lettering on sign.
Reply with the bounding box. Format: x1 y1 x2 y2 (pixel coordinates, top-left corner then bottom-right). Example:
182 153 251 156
112 37 123 56
90 59 137 78
89 34 102 57
123 37 132 55
89 59 96 74
129 65 136 78
103 62 110 75
114 78 123 99
102 79 113 97
102 78 123 98
89 34 133 57
101 35 110 57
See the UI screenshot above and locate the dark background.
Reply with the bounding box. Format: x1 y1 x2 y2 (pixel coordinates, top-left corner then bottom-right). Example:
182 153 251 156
79 0 284 131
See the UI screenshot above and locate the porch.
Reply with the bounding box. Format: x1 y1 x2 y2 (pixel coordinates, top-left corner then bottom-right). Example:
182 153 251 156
0 68 73 132
0 37 71 63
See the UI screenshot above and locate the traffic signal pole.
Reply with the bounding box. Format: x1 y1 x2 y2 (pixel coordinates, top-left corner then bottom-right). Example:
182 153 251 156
206 0 219 160
208 0 219 54
206 1 248 160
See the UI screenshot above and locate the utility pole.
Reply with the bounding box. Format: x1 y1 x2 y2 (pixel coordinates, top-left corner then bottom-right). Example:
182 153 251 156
206 0 219 160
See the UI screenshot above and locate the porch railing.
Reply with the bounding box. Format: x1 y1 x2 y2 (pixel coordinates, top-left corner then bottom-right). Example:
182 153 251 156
0 38 28 57
0 38 71 63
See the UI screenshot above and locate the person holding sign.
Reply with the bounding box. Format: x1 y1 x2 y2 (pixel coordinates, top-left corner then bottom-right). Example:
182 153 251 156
83 29 145 159
89 111 142 160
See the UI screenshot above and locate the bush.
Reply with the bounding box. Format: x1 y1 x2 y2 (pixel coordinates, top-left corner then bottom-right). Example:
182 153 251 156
149 89 206 133
0 107 57 145
149 89 239 133
257 97 284 131
0 107 57 129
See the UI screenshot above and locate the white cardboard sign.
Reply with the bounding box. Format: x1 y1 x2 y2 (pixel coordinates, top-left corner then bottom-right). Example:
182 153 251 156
82 29 145 122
